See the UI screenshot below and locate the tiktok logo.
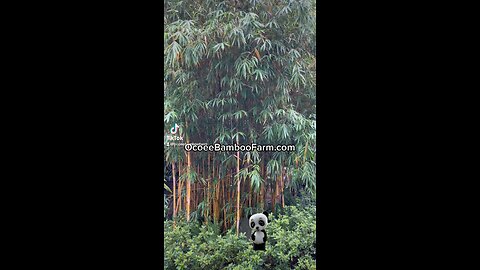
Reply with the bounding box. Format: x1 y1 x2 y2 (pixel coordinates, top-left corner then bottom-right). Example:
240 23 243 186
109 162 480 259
170 123 180 134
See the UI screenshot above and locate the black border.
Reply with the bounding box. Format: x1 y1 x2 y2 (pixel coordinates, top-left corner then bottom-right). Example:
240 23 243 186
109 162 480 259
9 0 462 269
28 2 167 268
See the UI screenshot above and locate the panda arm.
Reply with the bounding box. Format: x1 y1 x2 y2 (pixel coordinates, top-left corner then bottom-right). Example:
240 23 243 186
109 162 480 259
251 232 255 241
261 230 267 242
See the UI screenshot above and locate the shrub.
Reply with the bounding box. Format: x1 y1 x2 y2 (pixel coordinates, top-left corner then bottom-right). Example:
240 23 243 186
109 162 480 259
164 204 316 270
264 205 316 270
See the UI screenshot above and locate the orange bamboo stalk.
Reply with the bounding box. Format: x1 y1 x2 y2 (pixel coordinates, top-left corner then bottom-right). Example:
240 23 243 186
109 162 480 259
223 174 227 231
281 167 285 208
206 153 210 224
249 185 252 208
186 138 191 222
172 162 177 224
236 137 241 236
176 162 182 213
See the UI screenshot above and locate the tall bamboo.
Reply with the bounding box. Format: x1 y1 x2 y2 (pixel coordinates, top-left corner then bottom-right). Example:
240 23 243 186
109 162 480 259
176 162 182 213
236 136 241 236
186 123 191 222
172 162 177 225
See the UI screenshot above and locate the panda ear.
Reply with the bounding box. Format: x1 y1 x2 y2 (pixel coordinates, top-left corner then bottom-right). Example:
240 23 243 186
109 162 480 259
247 214 252 220
263 211 269 222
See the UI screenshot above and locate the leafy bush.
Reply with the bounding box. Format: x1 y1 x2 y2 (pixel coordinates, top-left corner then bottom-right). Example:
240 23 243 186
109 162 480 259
264 205 316 270
295 257 316 270
164 221 252 269
164 204 316 270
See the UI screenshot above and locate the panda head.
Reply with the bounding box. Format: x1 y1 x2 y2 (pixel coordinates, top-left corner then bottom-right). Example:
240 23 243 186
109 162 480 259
248 211 269 232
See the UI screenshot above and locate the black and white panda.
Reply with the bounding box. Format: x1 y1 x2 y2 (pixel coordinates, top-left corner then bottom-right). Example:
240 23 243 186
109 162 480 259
248 211 269 251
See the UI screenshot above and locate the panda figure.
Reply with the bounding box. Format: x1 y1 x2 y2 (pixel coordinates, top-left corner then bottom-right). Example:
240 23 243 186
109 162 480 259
248 211 269 251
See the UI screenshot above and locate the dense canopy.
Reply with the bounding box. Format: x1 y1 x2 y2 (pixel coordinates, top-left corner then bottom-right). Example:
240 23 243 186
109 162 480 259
164 0 316 234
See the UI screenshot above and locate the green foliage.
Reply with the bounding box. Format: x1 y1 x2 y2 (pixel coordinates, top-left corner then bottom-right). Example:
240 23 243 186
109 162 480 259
164 179 172 192
164 203 316 270
164 221 252 270
295 256 316 270
164 0 317 191
164 1 317 267
164 194 169 218
264 205 316 269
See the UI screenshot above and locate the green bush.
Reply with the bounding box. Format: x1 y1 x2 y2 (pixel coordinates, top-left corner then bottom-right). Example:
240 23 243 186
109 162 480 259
164 220 253 270
164 204 316 270
295 257 317 270
263 205 316 270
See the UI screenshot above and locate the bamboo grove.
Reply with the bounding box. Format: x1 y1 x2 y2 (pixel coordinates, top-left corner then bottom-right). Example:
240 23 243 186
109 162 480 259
164 0 316 235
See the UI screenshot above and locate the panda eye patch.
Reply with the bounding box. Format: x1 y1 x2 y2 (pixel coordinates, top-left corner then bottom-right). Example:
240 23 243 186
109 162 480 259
250 222 255 228
259 220 265 226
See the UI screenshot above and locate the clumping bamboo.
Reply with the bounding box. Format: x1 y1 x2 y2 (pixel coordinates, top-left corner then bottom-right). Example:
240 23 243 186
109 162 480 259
164 0 316 231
